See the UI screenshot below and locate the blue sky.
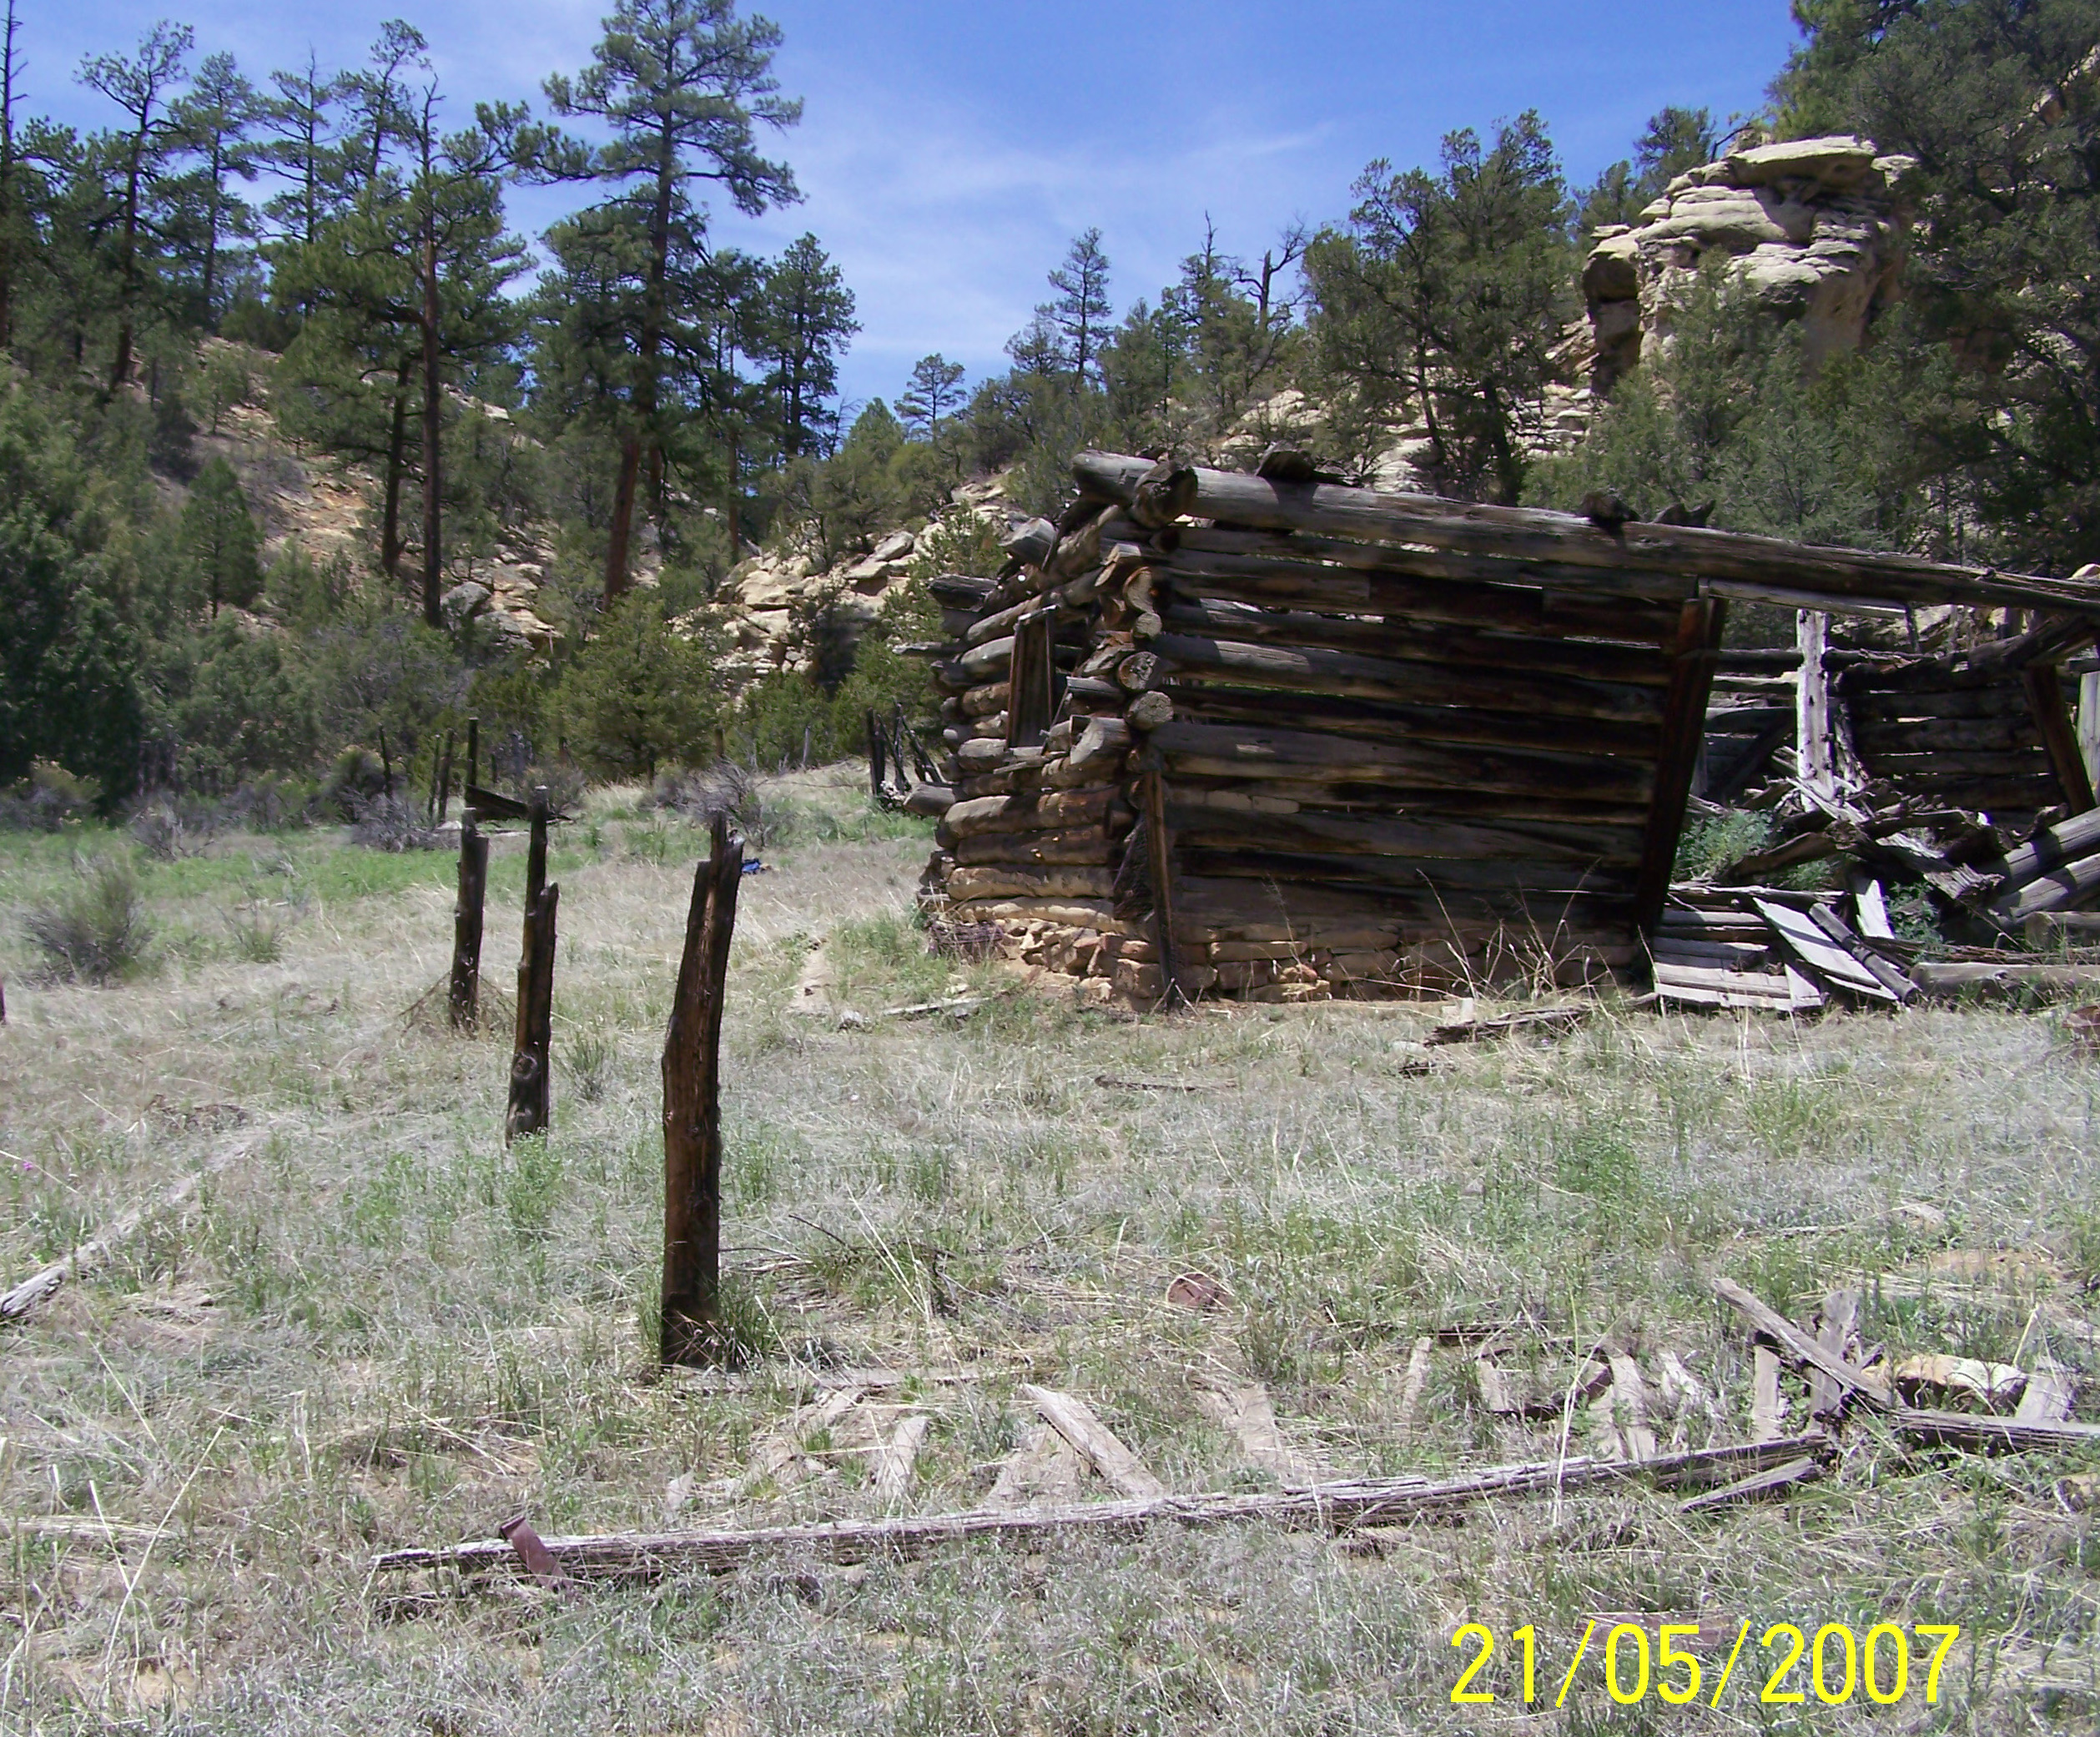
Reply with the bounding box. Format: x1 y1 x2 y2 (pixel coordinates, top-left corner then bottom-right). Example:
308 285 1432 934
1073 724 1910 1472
21 0 1804 406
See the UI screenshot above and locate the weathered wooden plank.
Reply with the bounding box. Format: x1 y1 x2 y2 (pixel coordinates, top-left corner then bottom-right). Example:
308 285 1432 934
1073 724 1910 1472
1176 847 1638 897
1167 686 1661 760
1851 716 2045 753
1634 599 1725 934
1165 802 1644 867
1714 1276 1895 1407
1021 1385 1167 1500
1164 532 1691 625
2025 660 2098 813
1754 898 1900 1002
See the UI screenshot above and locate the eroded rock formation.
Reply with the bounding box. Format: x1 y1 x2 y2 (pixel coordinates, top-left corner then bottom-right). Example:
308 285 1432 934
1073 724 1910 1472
1584 135 1916 394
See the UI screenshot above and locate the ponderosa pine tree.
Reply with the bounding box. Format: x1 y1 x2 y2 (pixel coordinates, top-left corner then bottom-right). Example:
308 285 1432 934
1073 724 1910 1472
753 233 855 460
536 0 802 606
77 19 191 390
1305 113 1574 501
183 456 262 616
168 52 259 325
1774 0 2100 570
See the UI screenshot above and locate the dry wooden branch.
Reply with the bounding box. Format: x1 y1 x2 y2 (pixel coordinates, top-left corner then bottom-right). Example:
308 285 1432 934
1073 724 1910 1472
372 1434 1832 1586
1426 1006 1589 1046
3 1131 265 1322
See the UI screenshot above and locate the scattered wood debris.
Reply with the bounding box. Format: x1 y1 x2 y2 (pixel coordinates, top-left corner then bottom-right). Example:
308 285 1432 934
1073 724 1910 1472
880 998 981 1021
1020 1384 1165 1500
3 1130 267 1323
1425 1004 1589 1046
1193 1380 1327 1484
1711 1272 2100 1457
987 1424 1088 1508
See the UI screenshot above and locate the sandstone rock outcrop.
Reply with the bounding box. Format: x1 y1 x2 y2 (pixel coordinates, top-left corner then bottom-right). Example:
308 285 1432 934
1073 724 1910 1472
1584 134 1917 393
708 480 1016 683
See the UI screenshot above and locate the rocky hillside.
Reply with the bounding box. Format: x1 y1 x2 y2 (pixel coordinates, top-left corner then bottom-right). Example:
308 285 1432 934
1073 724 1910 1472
197 342 560 652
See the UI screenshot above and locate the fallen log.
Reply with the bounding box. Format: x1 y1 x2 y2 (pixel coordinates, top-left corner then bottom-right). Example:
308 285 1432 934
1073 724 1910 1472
1888 1411 2100 1453
1911 960 2100 999
372 1434 1833 1586
1992 808 2100 893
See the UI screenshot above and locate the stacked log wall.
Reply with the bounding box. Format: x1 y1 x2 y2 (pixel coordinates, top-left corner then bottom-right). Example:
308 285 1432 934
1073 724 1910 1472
1839 651 2086 822
923 489 1679 1001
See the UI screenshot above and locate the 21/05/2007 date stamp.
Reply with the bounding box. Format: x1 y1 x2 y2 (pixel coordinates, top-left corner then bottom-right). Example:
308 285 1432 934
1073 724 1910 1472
1451 1619 1962 1709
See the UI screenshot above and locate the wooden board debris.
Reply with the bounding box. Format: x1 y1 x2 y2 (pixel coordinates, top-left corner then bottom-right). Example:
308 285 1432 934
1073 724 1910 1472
1754 898 1901 1002
1020 1385 1167 1500
1194 1381 1326 1484
1714 1276 1896 1407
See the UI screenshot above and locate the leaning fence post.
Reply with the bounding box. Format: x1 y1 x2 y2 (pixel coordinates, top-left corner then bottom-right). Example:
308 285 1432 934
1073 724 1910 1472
450 806 489 1031
506 788 556 1142
660 814 744 1366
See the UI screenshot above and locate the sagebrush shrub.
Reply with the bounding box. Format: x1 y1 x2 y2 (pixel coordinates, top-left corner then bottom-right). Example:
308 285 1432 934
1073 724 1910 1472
26 854 154 984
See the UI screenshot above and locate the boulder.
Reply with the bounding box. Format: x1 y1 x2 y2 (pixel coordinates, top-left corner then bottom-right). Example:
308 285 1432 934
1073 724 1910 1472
441 580 492 627
870 528 916 561
1583 133 1914 393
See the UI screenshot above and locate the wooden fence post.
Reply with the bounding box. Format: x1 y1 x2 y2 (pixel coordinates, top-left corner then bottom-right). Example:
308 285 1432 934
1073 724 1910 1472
433 729 456 823
661 814 744 1366
506 789 557 1142
449 809 488 1031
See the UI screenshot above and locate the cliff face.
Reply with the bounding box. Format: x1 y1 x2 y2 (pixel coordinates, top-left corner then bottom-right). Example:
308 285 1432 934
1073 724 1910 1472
1583 136 1917 394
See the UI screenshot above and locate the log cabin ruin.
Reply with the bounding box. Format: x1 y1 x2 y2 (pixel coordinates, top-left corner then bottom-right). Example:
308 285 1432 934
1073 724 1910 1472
911 451 2100 1006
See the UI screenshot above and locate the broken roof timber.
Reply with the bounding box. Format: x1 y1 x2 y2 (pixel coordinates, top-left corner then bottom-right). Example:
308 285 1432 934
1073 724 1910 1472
1073 452 2100 621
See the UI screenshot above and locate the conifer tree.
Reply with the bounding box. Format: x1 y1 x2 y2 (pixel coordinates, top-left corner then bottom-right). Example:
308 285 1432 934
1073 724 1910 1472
537 0 803 606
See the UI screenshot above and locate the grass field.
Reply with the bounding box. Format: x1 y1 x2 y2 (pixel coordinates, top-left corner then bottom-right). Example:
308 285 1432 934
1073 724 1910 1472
1 766 2097 1734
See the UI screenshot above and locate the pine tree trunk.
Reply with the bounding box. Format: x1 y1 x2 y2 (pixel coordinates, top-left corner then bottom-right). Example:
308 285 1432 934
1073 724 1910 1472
604 130 675 610
381 354 412 583
110 138 144 390
604 432 641 607
421 208 444 631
